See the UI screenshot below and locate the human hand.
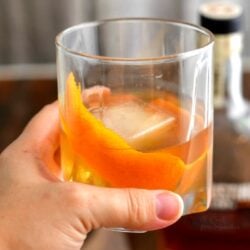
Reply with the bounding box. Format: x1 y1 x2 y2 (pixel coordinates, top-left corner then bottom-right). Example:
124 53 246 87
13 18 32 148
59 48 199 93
0 103 183 250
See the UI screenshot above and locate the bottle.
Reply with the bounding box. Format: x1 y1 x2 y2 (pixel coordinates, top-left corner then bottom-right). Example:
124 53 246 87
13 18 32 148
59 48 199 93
199 2 250 195
199 1 248 115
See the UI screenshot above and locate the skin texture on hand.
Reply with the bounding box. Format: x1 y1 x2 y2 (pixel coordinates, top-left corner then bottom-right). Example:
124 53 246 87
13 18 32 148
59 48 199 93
0 103 183 250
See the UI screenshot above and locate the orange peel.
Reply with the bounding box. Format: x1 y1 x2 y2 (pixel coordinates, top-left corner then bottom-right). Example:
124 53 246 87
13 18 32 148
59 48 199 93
60 73 187 190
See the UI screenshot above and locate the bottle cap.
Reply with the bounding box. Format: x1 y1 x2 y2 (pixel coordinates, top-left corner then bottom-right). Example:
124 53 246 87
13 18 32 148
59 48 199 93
200 2 242 34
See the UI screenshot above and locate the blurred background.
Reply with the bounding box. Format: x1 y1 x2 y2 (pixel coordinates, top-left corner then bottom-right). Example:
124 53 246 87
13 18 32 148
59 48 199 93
0 0 249 66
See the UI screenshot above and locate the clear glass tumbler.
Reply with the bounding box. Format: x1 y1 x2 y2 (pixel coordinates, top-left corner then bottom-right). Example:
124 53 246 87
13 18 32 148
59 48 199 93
56 18 214 215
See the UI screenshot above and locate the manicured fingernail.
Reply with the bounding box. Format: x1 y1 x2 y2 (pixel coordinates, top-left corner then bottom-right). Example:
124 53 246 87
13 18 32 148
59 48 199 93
156 192 183 221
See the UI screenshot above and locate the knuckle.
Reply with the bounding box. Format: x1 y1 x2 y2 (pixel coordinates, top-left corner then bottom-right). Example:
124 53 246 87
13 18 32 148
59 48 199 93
0 142 16 159
0 145 19 168
125 189 153 226
42 103 55 112
0 148 9 161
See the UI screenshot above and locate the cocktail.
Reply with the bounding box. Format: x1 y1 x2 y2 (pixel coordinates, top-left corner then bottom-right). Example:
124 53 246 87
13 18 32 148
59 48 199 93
56 19 214 214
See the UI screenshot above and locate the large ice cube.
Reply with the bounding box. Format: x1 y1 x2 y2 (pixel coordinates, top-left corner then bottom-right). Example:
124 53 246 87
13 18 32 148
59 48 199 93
92 98 177 151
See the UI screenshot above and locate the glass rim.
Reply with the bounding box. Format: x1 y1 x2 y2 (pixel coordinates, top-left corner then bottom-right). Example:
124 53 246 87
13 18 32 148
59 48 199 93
55 18 214 62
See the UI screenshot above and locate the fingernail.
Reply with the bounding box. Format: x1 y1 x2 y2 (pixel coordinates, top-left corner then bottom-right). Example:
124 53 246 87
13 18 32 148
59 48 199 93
156 192 183 221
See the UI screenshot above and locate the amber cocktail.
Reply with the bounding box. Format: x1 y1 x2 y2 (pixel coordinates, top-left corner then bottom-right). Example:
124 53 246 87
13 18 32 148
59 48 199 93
56 19 214 214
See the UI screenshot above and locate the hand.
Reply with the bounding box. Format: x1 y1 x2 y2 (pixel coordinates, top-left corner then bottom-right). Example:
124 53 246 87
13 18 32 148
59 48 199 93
0 103 183 250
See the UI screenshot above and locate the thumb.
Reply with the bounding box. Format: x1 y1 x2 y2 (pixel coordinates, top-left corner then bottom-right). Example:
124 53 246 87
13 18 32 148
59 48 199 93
77 185 183 232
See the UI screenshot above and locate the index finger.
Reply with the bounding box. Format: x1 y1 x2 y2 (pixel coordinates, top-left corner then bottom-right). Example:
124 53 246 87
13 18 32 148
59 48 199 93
7 102 61 177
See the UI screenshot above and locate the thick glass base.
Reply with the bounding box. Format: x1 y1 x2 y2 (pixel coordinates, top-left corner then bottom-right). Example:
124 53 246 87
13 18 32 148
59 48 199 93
181 188 210 215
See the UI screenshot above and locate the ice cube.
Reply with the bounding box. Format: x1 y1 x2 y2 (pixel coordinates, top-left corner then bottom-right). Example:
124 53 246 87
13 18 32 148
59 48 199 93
94 99 177 151
102 100 152 139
